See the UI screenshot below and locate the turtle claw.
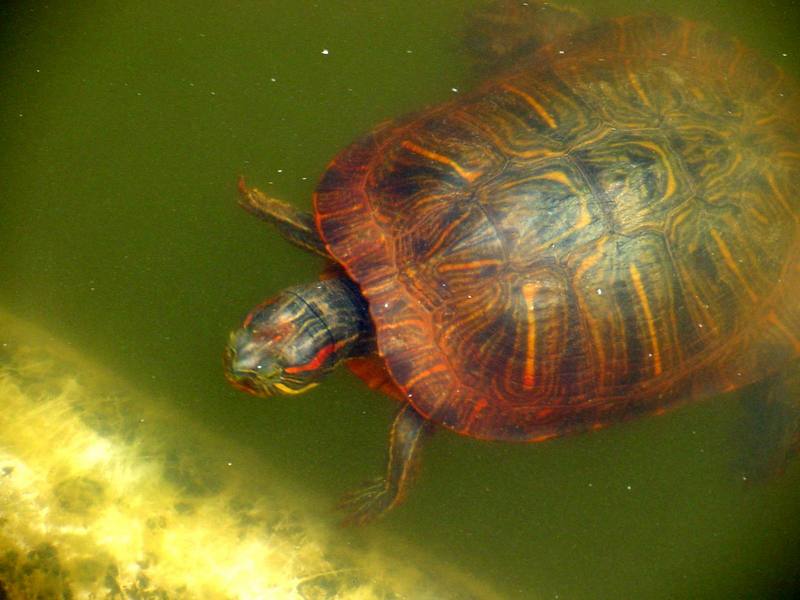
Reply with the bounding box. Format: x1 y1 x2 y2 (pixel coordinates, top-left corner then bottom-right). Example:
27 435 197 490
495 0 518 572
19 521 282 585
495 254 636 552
234 176 331 258
338 406 428 525
337 477 396 526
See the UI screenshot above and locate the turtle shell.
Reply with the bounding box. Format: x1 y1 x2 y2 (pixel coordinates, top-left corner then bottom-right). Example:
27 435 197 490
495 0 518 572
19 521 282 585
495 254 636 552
314 15 800 441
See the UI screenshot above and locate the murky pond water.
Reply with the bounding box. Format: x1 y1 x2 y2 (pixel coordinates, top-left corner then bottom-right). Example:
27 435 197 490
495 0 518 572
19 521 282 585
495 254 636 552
2 1 799 598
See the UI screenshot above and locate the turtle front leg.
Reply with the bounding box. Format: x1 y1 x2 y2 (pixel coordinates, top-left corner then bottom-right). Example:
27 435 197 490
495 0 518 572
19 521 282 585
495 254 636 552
339 403 431 525
237 177 331 259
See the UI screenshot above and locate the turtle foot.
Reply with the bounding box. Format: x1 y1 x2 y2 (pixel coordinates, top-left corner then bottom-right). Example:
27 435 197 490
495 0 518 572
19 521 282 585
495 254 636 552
735 364 800 483
467 0 588 71
337 477 397 526
338 405 428 525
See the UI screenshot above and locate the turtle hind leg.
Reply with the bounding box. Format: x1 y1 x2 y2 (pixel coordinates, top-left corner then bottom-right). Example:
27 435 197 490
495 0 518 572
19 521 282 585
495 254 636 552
338 404 430 525
237 177 331 259
735 362 800 482
466 0 589 72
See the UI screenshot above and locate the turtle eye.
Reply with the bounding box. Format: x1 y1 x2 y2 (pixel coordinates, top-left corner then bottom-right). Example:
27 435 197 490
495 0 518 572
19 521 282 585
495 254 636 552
253 361 278 377
224 329 285 395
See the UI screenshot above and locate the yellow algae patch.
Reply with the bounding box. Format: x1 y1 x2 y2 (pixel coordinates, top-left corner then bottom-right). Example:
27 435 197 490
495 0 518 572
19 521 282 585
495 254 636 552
0 309 503 600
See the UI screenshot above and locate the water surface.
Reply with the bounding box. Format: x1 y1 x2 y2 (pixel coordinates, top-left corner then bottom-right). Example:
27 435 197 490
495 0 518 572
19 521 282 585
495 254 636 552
2 1 799 598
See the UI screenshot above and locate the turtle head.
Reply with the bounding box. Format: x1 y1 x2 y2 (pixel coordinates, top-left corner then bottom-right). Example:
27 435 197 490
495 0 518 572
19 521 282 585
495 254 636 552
224 290 336 397
224 278 374 398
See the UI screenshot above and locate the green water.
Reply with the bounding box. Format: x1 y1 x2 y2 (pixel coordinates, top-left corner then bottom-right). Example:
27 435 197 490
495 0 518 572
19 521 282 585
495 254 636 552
2 1 799 598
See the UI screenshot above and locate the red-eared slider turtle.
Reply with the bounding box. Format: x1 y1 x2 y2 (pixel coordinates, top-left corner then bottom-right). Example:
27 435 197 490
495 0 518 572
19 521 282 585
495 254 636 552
225 2 800 524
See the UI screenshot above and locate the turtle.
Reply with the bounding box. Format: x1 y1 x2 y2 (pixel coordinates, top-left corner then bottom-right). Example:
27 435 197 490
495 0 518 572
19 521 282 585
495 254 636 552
224 1 800 524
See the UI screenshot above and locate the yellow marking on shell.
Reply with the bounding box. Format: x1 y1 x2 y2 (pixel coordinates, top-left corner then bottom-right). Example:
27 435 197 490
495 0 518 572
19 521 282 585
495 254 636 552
634 141 676 199
701 153 742 199
708 228 758 303
422 209 473 259
614 17 629 54
532 212 591 252
625 61 652 109
437 259 502 273
570 237 611 387
537 169 578 191
500 83 558 129
573 236 608 283
539 170 591 231
629 263 663 376
688 86 705 102
729 152 743 174
575 200 591 229
367 279 397 295
747 205 770 225
767 312 800 354
765 171 795 219
755 115 780 127
521 282 538 390
313 198 364 218
454 110 563 160
571 125 615 151
514 149 562 161
667 207 691 240
401 140 480 182
727 43 745 79
679 21 695 57
777 151 800 160
379 314 426 331
274 381 318 395
403 362 449 389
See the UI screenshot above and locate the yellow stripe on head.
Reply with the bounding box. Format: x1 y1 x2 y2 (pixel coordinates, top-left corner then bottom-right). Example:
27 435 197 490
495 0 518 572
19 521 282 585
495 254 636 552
274 381 319 395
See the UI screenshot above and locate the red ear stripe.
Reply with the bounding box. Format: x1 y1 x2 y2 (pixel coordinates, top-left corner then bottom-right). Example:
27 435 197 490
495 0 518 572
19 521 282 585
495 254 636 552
285 342 336 374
